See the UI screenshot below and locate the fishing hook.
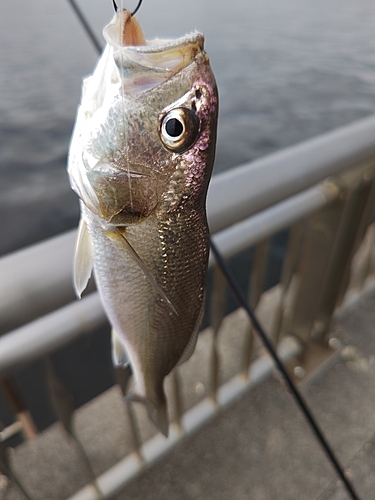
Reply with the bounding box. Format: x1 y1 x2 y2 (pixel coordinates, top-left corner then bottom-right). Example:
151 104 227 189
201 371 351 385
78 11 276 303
112 0 143 16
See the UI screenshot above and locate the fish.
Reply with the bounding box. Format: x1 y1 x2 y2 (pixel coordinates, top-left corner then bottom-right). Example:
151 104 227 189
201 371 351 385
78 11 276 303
67 9 218 436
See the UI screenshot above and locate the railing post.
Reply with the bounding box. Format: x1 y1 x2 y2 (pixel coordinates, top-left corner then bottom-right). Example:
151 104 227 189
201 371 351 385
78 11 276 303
289 158 375 344
316 160 375 332
209 264 227 403
270 221 305 347
288 194 345 343
241 239 269 377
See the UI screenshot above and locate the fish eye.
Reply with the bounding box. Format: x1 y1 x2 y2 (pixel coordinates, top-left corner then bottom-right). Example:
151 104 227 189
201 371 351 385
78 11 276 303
159 107 199 153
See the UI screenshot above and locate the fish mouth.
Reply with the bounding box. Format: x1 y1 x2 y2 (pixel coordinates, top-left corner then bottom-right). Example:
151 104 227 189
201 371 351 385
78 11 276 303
103 10 204 95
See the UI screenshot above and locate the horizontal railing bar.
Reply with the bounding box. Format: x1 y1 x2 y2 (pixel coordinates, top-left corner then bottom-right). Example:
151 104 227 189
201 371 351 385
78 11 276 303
208 114 375 233
0 231 77 336
66 336 301 500
210 182 338 265
0 182 336 377
1 115 374 336
0 421 24 442
0 294 106 378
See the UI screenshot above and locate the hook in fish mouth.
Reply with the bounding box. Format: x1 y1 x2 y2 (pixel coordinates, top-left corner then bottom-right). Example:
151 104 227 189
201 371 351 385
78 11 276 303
112 0 143 16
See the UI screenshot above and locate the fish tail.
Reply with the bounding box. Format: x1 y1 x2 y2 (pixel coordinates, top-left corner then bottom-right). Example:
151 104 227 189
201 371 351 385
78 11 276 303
126 391 169 437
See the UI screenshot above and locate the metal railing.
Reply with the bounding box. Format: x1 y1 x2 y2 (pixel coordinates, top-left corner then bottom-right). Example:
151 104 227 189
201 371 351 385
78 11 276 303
1 115 375 499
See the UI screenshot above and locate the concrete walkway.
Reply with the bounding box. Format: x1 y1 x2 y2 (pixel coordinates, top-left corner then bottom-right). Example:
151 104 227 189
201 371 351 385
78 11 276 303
116 290 375 500
117 291 375 500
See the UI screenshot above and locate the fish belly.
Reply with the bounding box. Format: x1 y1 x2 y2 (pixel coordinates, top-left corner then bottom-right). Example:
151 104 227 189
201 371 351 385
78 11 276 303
87 207 208 432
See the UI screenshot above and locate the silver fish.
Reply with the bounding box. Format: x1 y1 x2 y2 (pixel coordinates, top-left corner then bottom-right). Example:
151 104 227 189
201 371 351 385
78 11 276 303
67 10 218 436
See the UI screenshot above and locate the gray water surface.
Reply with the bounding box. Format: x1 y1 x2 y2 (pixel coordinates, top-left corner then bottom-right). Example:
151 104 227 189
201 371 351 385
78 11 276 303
1 0 375 253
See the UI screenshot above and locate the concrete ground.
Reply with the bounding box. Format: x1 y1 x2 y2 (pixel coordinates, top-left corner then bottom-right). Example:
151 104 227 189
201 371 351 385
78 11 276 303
2 288 375 500
115 292 375 500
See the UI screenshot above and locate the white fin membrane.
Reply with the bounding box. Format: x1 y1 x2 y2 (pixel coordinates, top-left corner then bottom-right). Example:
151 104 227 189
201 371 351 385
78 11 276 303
111 328 130 368
73 218 94 298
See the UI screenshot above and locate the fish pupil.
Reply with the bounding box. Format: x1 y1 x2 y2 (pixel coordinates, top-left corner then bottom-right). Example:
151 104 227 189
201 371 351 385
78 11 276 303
166 118 183 138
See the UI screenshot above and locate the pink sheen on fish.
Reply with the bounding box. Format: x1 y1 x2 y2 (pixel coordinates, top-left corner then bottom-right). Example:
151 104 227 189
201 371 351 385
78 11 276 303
67 8 218 436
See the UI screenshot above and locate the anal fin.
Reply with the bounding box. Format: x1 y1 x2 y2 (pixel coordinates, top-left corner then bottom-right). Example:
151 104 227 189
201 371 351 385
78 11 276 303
111 328 130 369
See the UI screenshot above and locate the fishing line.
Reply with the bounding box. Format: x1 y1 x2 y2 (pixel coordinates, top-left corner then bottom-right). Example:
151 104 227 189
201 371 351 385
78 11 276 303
210 240 361 500
66 0 103 53
117 0 134 213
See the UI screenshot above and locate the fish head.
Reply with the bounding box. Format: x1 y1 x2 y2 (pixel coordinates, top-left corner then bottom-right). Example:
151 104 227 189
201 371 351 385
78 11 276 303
67 10 218 226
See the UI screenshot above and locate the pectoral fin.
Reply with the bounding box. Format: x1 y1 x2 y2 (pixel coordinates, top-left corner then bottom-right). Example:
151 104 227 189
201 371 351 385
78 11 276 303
73 218 94 298
114 228 178 316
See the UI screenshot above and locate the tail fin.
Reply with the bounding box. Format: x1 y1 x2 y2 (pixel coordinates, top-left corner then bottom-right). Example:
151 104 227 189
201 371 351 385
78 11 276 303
126 391 169 437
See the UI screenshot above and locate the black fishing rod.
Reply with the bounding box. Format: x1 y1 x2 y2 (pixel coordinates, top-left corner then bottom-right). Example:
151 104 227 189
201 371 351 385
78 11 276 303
66 0 103 53
210 240 360 500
